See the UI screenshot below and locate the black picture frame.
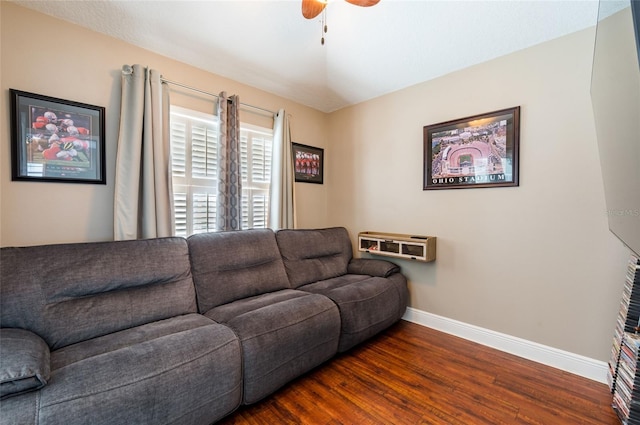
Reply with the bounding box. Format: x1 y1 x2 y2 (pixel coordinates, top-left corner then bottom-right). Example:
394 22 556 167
10 89 106 184
293 142 324 184
423 106 520 190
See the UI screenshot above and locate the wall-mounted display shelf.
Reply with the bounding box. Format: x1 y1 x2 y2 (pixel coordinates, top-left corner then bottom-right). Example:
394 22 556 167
358 231 436 262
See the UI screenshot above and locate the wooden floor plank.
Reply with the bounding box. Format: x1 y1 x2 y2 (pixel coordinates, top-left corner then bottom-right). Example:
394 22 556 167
217 320 620 424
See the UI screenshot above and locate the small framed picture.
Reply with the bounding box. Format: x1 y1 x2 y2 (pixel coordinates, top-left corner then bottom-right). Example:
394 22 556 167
293 142 324 184
10 89 106 184
423 106 520 190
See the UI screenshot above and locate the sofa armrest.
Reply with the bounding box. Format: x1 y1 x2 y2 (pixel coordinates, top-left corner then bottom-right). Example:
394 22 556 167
0 328 50 400
347 258 400 278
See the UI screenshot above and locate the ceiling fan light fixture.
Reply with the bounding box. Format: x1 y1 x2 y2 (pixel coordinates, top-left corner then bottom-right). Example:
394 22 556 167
302 0 327 19
345 0 380 6
302 0 379 19
303 0 380 45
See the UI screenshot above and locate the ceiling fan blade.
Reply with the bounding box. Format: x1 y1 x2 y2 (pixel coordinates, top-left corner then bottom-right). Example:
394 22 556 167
302 0 327 19
345 0 380 7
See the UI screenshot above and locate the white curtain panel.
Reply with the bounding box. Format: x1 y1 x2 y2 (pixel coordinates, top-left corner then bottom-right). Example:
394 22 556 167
216 92 243 231
268 109 296 230
113 64 174 240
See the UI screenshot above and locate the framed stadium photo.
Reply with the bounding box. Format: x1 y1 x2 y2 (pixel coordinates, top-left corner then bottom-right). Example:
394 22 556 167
423 107 520 190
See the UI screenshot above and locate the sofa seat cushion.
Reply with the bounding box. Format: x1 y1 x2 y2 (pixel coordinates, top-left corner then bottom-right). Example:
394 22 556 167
34 314 242 425
299 273 409 352
204 289 341 405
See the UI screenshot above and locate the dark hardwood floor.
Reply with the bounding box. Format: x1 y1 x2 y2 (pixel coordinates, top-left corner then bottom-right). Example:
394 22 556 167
217 320 619 425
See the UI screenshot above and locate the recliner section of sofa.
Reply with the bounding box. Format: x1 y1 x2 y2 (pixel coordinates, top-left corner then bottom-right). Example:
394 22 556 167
275 227 409 352
0 238 242 425
187 229 341 405
0 227 408 425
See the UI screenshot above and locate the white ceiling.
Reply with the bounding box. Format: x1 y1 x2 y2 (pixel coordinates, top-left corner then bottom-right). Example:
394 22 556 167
12 0 601 112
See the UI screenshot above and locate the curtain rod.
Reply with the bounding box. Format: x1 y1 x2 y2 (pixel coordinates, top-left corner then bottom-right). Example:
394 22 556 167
161 77 276 117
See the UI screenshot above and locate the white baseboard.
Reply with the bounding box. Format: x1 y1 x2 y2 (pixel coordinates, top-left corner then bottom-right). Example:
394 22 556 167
402 307 609 384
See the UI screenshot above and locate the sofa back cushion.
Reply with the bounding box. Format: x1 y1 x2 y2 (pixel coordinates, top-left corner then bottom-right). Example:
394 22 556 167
0 237 197 350
276 227 353 288
188 229 291 313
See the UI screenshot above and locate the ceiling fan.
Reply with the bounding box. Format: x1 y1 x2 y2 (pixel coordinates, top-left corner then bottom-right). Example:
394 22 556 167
302 0 380 44
302 0 380 19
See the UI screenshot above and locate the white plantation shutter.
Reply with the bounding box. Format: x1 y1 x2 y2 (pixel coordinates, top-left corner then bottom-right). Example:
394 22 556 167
241 192 269 230
170 117 189 236
241 196 249 230
252 193 268 228
241 125 272 230
191 125 217 178
171 121 187 177
171 107 218 237
192 193 216 234
251 133 271 182
170 107 272 236
173 192 188 236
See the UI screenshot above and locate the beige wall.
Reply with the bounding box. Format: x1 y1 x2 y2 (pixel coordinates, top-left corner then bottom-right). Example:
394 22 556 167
0 3 328 246
0 3 632 362
326 27 631 361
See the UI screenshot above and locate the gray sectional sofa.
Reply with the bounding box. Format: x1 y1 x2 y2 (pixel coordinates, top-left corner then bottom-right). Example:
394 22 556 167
0 227 408 425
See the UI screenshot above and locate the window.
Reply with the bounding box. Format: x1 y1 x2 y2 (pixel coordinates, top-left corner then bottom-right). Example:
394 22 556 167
240 125 272 230
170 106 272 237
